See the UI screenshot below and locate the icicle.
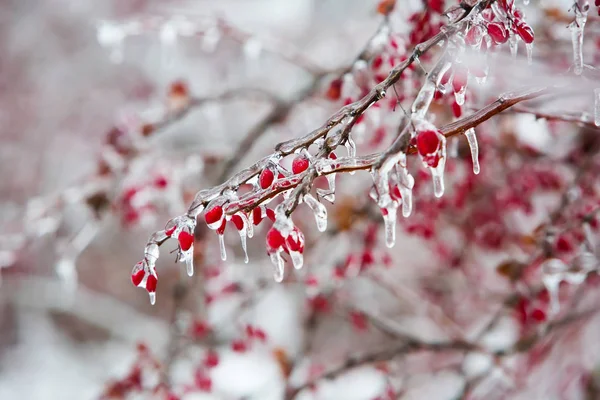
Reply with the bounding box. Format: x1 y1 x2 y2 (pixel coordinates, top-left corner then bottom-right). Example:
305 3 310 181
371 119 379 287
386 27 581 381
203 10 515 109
270 250 285 282
289 249 304 270
570 2 588 75
464 128 480 175
218 234 227 261
449 137 459 158
304 194 327 232
525 43 533 65
396 158 414 218
594 88 600 127
149 292 156 305
411 80 437 119
509 35 518 58
541 258 568 316
428 137 447 198
454 88 466 106
430 162 446 198
345 137 357 175
317 173 336 203
382 206 398 248
185 257 194 277
239 229 249 264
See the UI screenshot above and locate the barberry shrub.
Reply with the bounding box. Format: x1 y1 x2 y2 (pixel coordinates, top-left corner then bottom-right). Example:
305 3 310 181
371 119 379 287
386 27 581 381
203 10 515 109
4 0 600 399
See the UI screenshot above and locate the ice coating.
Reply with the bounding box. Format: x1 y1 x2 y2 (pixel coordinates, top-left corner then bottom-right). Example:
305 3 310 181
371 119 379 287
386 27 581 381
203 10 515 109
303 194 328 232
464 128 480 175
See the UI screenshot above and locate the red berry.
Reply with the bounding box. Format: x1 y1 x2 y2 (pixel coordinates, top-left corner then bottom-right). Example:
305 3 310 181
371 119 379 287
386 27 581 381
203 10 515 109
205 205 223 225
452 66 468 93
452 101 462 118
350 311 368 332
254 328 267 342
231 339 247 352
515 21 534 44
169 80 188 98
416 130 441 156
310 294 330 313
372 55 383 70
145 274 157 293
216 219 227 235
204 351 219 368
465 25 483 47
154 176 168 189
266 227 285 249
326 79 343 101
555 236 573 253
165 225 176 237
231 214 244 231
530 308 546 322
487 22 509 44
195 371 212 392
286 228 305 253
252 207 263 225
178 231 194 251
292 156 310 174
131 267 145 287
259 168 274 189
266 208 276 222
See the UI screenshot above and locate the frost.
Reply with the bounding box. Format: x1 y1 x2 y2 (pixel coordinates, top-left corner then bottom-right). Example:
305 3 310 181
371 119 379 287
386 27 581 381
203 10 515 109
464 128 480 175
303 194 327 232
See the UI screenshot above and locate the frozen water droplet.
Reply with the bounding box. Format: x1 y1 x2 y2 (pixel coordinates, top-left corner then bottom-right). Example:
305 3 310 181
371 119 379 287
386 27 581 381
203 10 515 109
304 194 327 232
382 206 397 248
149 292 156 305
218 234 227 261
270 250 285 282
525 43 533 65
464 128 480 175
594 88 600 127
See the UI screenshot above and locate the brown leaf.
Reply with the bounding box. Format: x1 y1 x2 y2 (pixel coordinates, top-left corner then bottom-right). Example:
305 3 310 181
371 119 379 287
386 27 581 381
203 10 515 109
273 347 292 378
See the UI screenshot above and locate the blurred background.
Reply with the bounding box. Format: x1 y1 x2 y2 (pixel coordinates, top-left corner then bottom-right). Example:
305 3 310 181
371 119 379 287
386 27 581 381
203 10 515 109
1 0 600 399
